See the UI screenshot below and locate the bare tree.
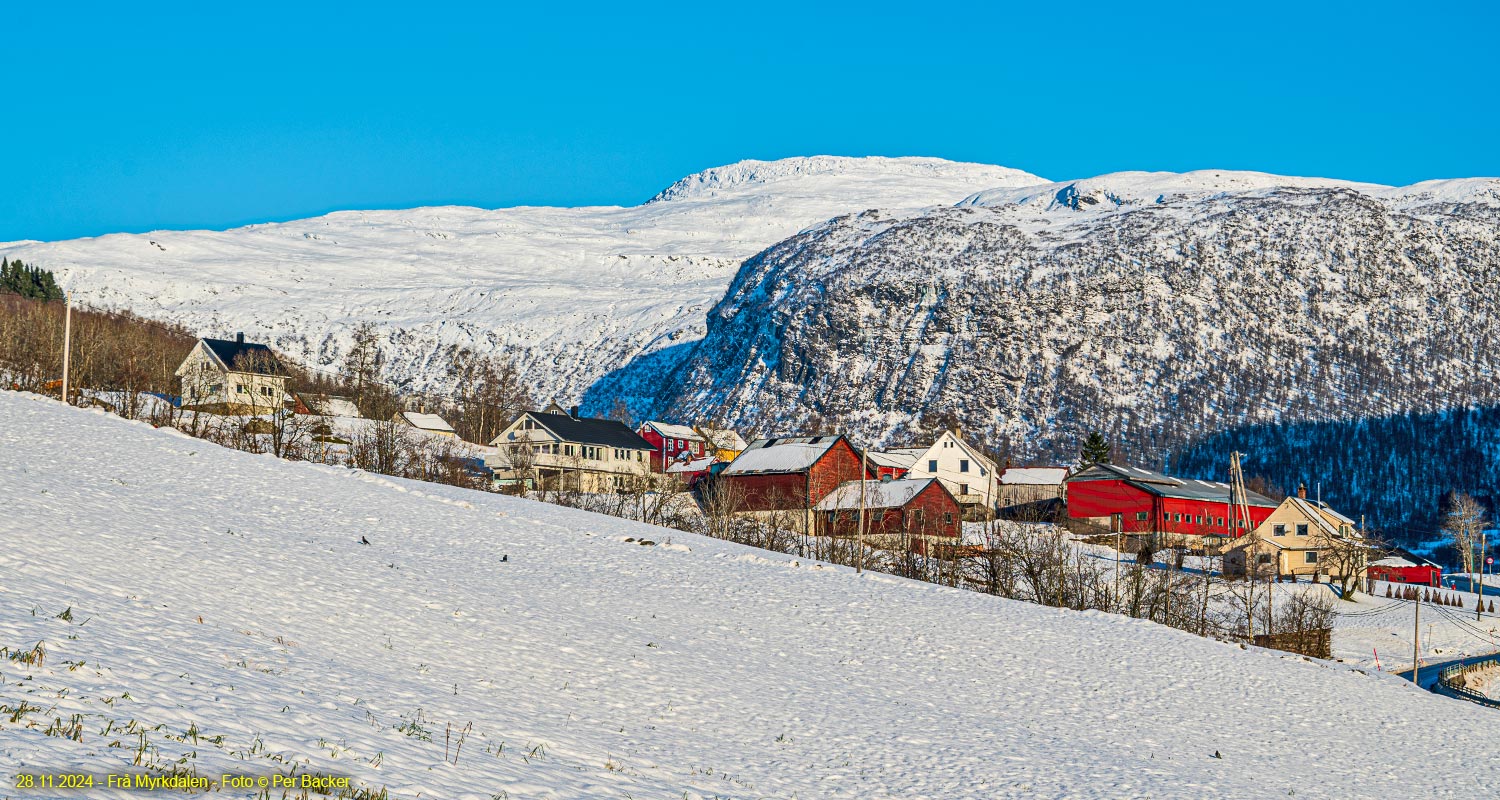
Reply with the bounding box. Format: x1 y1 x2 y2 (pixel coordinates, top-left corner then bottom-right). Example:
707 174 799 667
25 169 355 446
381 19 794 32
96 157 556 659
1443 492 1488 587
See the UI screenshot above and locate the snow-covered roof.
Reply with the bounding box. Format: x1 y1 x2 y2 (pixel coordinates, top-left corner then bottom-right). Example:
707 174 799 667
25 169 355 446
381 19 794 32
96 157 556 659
397 411 455 433
866 450 918 470
641 420 705 442
722 436 842 475
1370 556 1418 569
815 479 939 511
667 456 716 474
302 395 363 418
1002 467 1068 486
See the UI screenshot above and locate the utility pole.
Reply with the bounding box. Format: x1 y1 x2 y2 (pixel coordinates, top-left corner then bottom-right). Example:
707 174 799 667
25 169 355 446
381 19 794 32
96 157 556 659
60 290 72 405
1412 588 1422 685
857 448 866 574
1479 527 1488 621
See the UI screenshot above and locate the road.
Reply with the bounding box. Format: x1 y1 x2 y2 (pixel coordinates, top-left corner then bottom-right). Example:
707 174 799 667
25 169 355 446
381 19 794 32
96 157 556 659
1393 651 1500 692
1444 575 1500 598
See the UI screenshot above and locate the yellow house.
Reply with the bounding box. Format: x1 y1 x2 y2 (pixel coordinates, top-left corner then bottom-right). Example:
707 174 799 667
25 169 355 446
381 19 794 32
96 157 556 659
1224 492 1363 580
697 426 748 463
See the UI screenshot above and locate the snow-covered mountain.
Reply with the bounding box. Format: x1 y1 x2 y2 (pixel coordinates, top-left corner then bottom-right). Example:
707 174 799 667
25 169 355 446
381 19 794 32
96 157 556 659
0 156 1044 399
594 170 1500 486
5 390 1499 798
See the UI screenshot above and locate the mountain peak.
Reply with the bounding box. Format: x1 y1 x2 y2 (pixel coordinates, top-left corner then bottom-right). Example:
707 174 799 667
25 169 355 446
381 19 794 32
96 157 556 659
647 156 1046 204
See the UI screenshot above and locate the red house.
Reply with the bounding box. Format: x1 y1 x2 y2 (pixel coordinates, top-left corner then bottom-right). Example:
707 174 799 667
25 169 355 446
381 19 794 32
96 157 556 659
718 436 872 520
814 478 961 552
1367 555 1443 588
1065 463 1279 540
636 421 710 472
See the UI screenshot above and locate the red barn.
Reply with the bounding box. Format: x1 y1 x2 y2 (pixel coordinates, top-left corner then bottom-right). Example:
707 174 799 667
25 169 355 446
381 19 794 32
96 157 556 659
636 421 710 472
718 436 872 523
1065 463 1279 541
1367 555 1443 588
815 478 961 552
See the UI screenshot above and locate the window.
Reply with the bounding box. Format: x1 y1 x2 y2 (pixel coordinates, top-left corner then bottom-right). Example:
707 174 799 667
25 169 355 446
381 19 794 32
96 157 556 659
1173 513 1182 523
1216 517 1224 526
260 386 274 397
913 508 925 525
944 512 954 525
564 444 575 456
1296 524 1309 537
1196 515 1204 525
959 484 969 495
1257 554 1272 565
1136 512 1148 522
959 459 970 473
209 383 223 394
926 459 937 473
1305 551 1319 564
235 383 247 394
1273 524 1286 537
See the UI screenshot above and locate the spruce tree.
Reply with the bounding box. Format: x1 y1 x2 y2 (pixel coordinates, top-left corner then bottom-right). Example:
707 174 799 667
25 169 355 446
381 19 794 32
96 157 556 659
1079 431 1112 466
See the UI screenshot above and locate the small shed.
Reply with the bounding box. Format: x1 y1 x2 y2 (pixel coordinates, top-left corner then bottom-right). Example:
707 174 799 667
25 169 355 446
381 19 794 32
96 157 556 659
1367 555 1443 588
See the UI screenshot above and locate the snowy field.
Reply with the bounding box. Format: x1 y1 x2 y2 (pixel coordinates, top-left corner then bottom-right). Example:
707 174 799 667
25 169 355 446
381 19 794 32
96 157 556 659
4 390 1500 799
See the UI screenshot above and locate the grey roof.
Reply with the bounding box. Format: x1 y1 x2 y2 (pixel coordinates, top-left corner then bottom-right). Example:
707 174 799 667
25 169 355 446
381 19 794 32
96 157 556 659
1068 463 1278 508
527 411 653 450
202 337 286 376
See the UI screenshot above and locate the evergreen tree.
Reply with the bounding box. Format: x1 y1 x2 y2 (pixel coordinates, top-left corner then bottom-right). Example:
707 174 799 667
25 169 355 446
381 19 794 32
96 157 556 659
0 258 65 301
1079 431 1112 466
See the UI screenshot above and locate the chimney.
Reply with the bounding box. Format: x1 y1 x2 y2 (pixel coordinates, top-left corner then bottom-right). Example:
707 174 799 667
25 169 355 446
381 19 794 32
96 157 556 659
1297 482 1307 500
236 332 245 344
570 405 580 419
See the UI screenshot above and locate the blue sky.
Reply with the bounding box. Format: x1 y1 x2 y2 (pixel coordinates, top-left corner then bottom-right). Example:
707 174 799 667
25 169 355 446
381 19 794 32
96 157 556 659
3 1 1496 242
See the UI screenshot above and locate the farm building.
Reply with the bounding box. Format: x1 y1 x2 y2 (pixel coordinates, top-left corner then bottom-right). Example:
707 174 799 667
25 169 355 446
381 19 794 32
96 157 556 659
999 466 1069 507
865 450 918 480
636 421 710 472
1065 463 1279 544
814 478 961 553
1367 553 1444 587
717 436 871 532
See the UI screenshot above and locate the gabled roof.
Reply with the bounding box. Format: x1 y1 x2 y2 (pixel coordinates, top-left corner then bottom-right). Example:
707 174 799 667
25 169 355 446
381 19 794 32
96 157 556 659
397 411 455 433
1002 467 1069 486
639 420 706 443
300 394 363 418
815 478 945 511
1067 463 1279 508
522 411 654 450
200 337 286 376
722 436 846 476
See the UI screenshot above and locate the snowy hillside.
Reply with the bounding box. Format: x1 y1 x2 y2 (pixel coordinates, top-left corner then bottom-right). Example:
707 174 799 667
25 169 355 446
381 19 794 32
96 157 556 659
597 170 1500 506
0 156 1044 401
4 390 1500 799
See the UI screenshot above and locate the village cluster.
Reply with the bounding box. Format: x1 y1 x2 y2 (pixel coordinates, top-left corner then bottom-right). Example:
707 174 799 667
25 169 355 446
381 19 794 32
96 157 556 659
171 332 1455 594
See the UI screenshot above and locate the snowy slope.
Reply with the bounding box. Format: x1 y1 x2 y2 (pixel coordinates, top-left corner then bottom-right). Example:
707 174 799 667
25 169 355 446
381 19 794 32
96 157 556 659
0 157 1044 400
4 390 1500 799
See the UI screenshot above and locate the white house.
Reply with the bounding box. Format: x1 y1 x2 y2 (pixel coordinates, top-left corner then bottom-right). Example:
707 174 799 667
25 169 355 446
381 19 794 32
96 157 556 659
175 333 288 415
487 408 653 492
903 430 1000 518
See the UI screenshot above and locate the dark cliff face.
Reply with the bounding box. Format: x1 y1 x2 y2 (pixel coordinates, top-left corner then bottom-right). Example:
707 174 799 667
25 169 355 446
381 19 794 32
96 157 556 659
587 185 1500 511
